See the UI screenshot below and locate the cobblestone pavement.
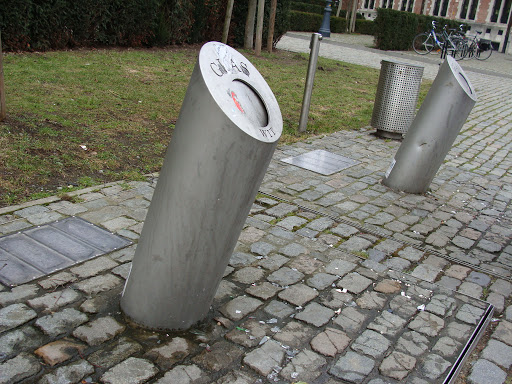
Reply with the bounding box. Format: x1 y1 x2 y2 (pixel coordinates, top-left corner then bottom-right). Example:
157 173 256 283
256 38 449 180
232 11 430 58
1 35 512 383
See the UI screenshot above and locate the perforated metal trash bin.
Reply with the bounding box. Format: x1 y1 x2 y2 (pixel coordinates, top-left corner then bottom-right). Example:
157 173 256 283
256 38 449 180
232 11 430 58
371 60 424 139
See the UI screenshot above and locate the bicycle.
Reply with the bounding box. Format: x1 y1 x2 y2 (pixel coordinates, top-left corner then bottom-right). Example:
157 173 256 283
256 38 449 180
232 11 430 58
461 31 493 60
412 21 466 60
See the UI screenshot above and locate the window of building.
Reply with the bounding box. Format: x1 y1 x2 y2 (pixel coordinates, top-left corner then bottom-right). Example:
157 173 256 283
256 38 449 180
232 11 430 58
364 0 377 8
491 0 503 22
381 0 393 8
501 0 512 23
432 0 448 16
460 0 479 19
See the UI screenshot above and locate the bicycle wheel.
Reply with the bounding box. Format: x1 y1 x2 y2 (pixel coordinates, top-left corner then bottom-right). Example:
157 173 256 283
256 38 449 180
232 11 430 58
413 33 434 54
475 44 492 60
432 34 445 54
451 38 468 61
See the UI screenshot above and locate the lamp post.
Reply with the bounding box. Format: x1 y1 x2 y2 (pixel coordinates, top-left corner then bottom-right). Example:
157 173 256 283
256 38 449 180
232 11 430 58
319 0 333 38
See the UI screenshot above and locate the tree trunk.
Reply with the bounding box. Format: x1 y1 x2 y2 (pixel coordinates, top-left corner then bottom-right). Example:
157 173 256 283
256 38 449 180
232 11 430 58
267 0 278 52
0 30 5 122
336 0 343 17
222 0 235 44
349 0 357 33
245 0 258 49
255 0 265 55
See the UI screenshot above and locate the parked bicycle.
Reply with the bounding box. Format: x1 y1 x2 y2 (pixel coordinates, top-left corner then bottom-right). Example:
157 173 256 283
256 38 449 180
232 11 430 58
412 21 466 60
461 31 493 60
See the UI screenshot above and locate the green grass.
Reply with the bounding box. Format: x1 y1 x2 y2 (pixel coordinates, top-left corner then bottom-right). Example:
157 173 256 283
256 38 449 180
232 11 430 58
0 46 432 207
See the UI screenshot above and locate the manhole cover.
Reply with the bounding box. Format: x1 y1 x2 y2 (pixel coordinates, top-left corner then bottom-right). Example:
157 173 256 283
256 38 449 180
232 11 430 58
0 217 131 286
281 149 360 175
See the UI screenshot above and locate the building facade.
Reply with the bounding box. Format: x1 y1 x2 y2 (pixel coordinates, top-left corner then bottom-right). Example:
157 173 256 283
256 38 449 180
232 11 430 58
358 0 512 52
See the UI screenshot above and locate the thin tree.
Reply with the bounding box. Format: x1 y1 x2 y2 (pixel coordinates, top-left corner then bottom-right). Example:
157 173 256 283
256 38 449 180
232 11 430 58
255 0 265 55
222 0 235 44
245 0 258 49
0 30 5 122
267 0 278 52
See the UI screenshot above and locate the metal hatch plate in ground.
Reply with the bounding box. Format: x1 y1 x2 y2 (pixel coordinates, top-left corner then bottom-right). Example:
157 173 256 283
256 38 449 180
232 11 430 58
281 149 360 175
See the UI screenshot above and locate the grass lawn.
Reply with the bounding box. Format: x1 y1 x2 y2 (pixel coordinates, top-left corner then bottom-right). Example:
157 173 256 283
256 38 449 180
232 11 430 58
0 45 431 207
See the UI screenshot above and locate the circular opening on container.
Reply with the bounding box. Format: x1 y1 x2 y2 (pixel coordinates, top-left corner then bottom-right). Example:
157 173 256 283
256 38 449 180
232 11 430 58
230 79 269 127
458 72 473 95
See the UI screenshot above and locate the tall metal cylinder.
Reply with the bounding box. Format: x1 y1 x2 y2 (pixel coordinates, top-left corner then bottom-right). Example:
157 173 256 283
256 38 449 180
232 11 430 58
298 33 322 133
121 42 282 330
382 56 477 193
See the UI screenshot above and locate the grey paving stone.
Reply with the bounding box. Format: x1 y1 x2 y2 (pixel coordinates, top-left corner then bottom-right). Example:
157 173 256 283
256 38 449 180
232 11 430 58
493 320 512 346
39 360 95 384
487 292 505 314
154 365 208 384
324 259 357 276
455 303 486 325
280 349 327 382
264 300 295 319
477 239 503 253
307 217 335 231
73 316 125 346
333 306 367 334
425 294 457 317
88 336 143 369
490 279 512 296
329 351 375 383
100 357 158 384
277 216 307 231
310 327 351 357
0 284 39 306
246 282 281 300
243 339 285 376
408 311 445 337
29 306 88 337
14 205 49 218
0 352 40 383
331 223 359 237
0 304 37 332
277 283 318 307
337 272 372 294
250 242 275 256
379 351 416 381
467 359 507 384
307 272 338 290
410 264 441 283
279 243 307 257
265 203 298 218
0 326 44 361
481 339 512 369
267 267 304 286
351 329 391 358
74 274 123 295
437 276 462 290
229 252 256 268
273 321 316 348
232 267 266 284
295 302 335 327
356 291 387 310
339 236 373 252
220 296 263 321
396 331 430 357
432 336 462 357
69 256 118 278
258 254 289 271
146 337 192 369
383 257 411 271
27 288 81 311
397 247 424 262
367 310 407 337
466 271 492 286
420 354 451 380
458 282 484 298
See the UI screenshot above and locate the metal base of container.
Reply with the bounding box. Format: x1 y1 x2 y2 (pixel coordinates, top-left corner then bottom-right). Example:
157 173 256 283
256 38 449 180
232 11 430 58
375 129 403 140
121 42 282 331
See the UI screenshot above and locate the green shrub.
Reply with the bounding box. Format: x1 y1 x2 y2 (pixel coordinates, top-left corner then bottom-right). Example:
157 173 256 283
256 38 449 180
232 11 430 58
291 2 324 14
355 19 376 35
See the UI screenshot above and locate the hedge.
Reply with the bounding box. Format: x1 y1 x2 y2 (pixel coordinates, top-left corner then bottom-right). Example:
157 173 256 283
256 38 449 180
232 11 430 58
0 0 290 51
374 8 467 50
289 10 373 35
291 2 325 14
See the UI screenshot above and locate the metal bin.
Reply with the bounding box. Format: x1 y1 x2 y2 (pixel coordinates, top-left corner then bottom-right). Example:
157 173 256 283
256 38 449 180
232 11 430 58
371 60 424 139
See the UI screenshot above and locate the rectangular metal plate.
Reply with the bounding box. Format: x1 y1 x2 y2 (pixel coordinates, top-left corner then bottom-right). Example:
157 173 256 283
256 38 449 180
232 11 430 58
280 149 360 175
0 217 131 286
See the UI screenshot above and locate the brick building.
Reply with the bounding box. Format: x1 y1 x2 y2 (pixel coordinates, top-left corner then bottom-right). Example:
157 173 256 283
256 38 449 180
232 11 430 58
357 0 512 52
